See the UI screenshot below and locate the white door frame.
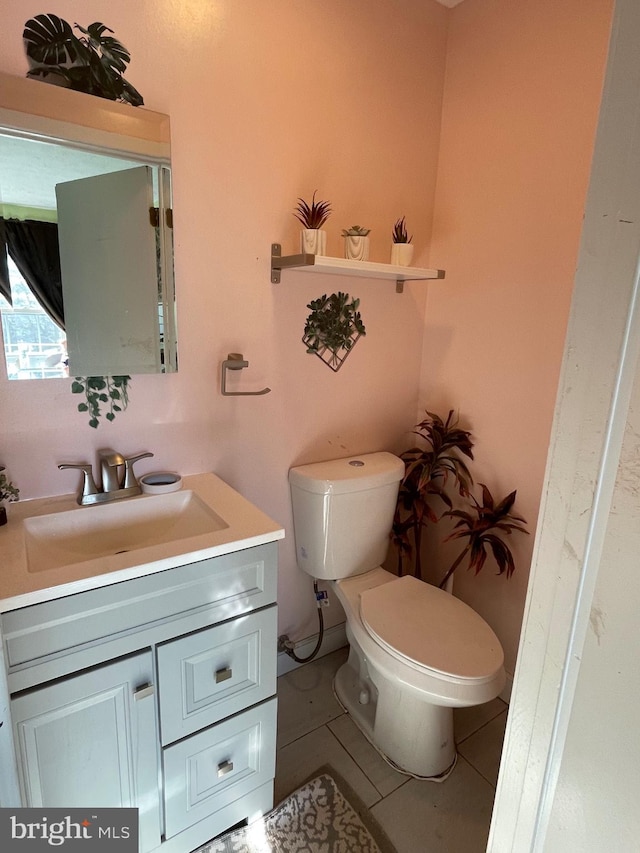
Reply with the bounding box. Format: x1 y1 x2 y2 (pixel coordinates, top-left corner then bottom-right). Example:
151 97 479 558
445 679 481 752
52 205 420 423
488 0 640 849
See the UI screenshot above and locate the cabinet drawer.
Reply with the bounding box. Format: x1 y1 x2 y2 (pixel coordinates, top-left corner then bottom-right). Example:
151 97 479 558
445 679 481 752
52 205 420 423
2 543 277 670
157 606 277 744
163 697 277 839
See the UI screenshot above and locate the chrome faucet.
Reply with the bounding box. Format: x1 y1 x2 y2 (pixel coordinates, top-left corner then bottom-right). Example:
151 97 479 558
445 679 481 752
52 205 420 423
59 449 154 506
99 449 125 493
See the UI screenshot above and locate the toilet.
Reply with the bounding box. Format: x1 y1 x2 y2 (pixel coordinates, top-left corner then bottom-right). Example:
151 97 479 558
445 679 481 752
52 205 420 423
289 451 505 780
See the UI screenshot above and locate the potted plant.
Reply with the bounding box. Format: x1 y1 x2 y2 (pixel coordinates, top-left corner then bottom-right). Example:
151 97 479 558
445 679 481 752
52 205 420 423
294 191 332 256
0 466 20 526
303 292 366 372
341 225 371 261
438 484 529 589
391 216 414 266
23 13 144 105
392 410 474 580
391 409 528 588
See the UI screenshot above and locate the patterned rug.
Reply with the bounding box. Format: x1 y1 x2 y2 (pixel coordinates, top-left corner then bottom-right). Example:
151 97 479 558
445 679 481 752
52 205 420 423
199 768 396 853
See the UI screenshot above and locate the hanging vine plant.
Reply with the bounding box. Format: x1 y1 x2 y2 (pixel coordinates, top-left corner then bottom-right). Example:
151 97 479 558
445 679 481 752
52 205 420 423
23 13 144 105
71 376 131 428
303 292 366 372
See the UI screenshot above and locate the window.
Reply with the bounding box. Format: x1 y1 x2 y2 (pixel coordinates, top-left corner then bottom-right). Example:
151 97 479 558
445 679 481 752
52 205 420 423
0 256 67 380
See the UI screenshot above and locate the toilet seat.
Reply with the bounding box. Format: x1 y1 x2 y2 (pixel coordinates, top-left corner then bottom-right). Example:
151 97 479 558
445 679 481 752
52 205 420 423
359 575 504 681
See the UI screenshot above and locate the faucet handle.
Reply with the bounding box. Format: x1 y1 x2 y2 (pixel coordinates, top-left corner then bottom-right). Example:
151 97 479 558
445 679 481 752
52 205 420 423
58 463 99 504
123 452 154 489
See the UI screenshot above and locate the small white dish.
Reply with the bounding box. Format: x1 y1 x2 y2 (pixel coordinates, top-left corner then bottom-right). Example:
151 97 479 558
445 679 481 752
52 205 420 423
140 472 182 495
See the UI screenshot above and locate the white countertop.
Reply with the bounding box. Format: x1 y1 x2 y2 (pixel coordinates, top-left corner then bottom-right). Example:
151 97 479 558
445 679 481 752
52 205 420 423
0 472 284 612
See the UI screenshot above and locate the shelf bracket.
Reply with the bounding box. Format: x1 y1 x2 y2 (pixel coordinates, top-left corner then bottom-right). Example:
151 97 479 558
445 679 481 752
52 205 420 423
221 353 271 396
271 243 315 283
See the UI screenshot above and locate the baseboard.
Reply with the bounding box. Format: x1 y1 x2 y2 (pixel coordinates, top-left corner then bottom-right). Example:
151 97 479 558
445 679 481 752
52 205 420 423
277 622 348 677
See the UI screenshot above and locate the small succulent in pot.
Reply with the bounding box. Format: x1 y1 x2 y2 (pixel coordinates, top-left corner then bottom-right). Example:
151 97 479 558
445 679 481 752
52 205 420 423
294 191 332 229
392 217 413 244
0 467 19 503
342 225 371 261
0 466 19 525
391 217 414 266
341 225 371 237
294 191 332 255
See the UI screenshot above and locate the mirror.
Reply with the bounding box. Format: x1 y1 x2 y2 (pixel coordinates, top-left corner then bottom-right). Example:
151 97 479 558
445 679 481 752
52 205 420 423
0 72 177 380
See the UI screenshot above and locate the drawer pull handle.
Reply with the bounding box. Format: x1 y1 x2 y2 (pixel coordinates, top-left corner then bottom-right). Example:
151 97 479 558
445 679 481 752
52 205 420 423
217 760 234 778
134 683 155 701
215 666 232 683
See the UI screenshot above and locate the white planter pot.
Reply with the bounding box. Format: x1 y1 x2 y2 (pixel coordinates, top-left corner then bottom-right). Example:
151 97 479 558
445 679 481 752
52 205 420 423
301 229 327 256
344 235 370 261
391 243 414 266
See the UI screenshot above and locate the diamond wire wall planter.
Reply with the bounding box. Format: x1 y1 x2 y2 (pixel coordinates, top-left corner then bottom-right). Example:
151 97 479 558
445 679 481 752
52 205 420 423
302 329 363 372
302 292 366 372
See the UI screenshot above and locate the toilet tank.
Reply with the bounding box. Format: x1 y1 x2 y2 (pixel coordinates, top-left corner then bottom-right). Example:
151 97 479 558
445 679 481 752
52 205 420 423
289 452 405 580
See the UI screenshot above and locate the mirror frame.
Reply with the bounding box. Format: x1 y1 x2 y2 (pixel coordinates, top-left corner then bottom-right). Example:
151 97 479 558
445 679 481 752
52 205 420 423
0 71 175 379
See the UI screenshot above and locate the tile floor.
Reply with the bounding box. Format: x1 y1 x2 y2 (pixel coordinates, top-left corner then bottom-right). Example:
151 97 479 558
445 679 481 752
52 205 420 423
275 647 508 853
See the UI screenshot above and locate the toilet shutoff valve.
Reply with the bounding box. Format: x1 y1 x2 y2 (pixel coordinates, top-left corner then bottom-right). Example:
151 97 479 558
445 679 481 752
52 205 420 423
315 589 329 607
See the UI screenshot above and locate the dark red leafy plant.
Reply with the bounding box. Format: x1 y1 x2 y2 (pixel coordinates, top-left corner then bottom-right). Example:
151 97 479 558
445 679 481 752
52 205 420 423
293 191 332 229
392 410 474 580
438 484 529 589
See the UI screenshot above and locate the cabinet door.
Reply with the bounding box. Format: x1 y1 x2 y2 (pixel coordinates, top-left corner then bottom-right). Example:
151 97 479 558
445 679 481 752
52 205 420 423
11 651 161 853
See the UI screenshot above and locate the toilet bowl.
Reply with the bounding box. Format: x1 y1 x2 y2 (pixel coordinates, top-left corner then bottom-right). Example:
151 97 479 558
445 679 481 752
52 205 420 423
289 451 506 780
330 566 504 778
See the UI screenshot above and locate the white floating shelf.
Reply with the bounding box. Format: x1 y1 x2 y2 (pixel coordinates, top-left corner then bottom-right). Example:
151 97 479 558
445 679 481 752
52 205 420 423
270 244 445 293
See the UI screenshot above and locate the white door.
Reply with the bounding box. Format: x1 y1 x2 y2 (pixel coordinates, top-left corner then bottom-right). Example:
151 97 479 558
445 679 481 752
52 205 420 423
56 166 161 376
12 651 161 853
489 0 640 849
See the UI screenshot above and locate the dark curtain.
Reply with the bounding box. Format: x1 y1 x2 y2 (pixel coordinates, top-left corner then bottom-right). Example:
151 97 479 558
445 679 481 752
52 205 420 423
0 220 11 304
0 218 65 329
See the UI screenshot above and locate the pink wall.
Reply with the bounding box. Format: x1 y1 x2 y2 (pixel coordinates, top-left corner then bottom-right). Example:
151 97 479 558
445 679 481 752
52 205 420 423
0 1 616 671
421 0 613 673
0 2 448 638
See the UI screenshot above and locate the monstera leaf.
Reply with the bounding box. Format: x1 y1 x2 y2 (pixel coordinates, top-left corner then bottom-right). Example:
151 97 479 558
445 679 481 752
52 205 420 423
23 14 82 66
23 14 143 106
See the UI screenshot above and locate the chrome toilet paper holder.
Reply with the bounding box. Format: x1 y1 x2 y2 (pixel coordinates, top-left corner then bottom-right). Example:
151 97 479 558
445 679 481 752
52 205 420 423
221 353 271 396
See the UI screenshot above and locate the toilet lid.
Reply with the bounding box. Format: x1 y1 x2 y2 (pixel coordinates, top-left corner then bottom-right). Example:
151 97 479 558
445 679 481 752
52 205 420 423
359 576 504 680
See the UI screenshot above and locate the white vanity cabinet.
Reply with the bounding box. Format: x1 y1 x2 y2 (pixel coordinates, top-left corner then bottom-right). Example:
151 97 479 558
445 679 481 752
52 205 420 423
0 541 279 853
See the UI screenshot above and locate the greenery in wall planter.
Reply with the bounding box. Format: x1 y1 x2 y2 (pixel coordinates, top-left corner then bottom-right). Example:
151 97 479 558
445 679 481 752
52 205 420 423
0 466 20 527
23 14 144 105
72 375 131 428
392 410 528 586
303 292 366 372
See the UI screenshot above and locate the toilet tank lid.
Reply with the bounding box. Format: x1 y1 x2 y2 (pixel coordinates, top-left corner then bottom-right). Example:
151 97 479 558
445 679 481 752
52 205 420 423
289 452 404 495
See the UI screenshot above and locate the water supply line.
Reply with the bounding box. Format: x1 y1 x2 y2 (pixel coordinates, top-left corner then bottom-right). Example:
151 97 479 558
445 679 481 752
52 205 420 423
279 580 325 664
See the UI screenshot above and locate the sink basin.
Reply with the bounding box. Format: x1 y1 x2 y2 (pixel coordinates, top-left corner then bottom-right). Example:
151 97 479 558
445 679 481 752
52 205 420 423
24 490 229 573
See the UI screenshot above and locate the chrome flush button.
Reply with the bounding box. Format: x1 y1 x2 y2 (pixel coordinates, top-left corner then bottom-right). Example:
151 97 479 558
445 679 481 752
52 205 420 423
349 460 365 467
